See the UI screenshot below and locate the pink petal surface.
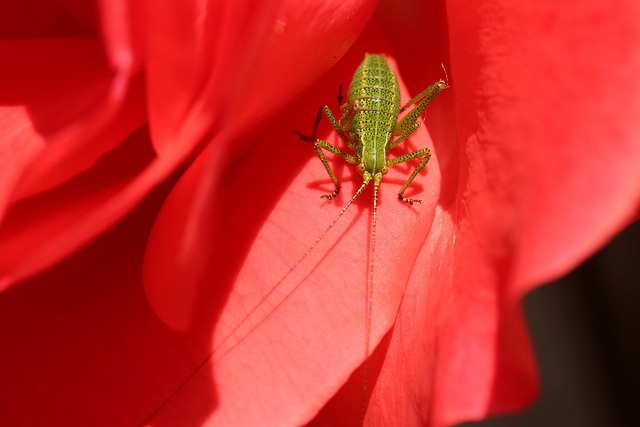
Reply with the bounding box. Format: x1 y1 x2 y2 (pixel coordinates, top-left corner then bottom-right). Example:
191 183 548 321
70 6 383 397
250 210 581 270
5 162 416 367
143 0 378 325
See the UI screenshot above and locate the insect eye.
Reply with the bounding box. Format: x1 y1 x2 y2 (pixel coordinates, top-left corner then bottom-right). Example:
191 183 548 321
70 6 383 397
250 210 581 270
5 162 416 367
381 166 389 175
357 164 365 175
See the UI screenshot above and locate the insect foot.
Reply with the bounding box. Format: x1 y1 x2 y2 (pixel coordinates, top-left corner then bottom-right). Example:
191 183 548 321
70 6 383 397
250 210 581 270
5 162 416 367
399 194 422 205
321 186 341 200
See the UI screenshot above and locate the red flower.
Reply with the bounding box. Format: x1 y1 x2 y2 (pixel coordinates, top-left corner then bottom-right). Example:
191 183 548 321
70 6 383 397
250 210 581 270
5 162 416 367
1 0 639 426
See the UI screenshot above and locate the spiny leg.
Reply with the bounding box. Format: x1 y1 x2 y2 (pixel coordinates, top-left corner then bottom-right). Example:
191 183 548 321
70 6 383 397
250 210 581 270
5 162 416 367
394 80 446 139
389 122 419 150
387 148 431 205
294 103 357 200
313 139 357 200
399 80 447 114
384 80 444 205
388 79 445 158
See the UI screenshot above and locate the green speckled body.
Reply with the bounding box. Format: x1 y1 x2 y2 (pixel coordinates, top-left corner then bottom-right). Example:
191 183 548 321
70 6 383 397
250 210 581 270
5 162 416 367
294 52 446 203
343 54 400 175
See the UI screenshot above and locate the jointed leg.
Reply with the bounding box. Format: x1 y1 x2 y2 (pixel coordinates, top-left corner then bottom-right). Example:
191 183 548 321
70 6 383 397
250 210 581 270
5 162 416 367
389 122 419 150
313 139 356 200
394 80 446 139
387 148 431 205
293 105 357 200
388 80 445 151
293 105 351 148
385 80 444 204
336 84 344 106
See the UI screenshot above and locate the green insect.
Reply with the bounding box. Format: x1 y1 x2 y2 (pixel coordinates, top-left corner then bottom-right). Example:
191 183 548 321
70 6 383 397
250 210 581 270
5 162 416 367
141 54 446 426
295 53 446 206
293 53 446 421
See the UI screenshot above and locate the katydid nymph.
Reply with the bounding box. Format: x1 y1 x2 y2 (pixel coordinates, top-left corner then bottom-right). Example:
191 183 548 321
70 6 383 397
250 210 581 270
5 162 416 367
141 54 446 425
291 53 447 421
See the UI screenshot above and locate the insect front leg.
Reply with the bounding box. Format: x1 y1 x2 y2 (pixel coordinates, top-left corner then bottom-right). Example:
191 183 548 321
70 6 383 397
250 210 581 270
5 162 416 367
387 148 431 205
313 139 357 200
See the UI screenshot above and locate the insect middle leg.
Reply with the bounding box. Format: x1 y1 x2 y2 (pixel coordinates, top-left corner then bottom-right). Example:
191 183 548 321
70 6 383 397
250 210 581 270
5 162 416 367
313 139 357 199
294 105 356 200
387 148 431 205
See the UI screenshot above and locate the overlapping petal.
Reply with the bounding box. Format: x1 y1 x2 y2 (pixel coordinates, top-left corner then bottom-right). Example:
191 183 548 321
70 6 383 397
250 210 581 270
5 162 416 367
360 1 640 426
142 0 640 425
0 1 151 288
142 1 382 424
142 0 379 327
1 0 639 426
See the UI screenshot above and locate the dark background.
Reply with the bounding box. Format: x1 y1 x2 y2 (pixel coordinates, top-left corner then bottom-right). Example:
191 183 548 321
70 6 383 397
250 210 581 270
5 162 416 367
461 221 640 427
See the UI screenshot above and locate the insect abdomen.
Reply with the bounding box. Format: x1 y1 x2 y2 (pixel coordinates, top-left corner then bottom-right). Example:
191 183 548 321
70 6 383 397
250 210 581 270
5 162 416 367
346 54 401 173
347 54 400 141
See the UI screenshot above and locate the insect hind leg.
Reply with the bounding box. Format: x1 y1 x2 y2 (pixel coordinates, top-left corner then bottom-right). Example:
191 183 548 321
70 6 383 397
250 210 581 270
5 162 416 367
385 79 445 205
394 80 446 140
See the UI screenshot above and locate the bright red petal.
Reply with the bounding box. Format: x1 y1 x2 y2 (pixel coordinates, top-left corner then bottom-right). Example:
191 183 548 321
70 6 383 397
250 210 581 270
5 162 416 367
359 1 640 426
3 0 638 426
140 0 376 157
141 21 443 427
0 1 191 288
0 36 150 287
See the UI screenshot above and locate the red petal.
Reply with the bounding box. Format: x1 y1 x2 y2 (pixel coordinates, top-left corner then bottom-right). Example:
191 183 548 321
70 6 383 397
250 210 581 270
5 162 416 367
0 1 190 287
0 0 98 39
358 1 640 426
0 37 151 287
143 0 377 335
3 0 639 426
0 185 213 426
140 0 376 157
142 34 437 427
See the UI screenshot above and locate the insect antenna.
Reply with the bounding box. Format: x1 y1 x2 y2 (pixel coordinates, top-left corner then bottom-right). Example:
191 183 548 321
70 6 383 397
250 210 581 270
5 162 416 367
360 180 378 425
142 179 373 425
440 62 450 88
213 177 372 360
